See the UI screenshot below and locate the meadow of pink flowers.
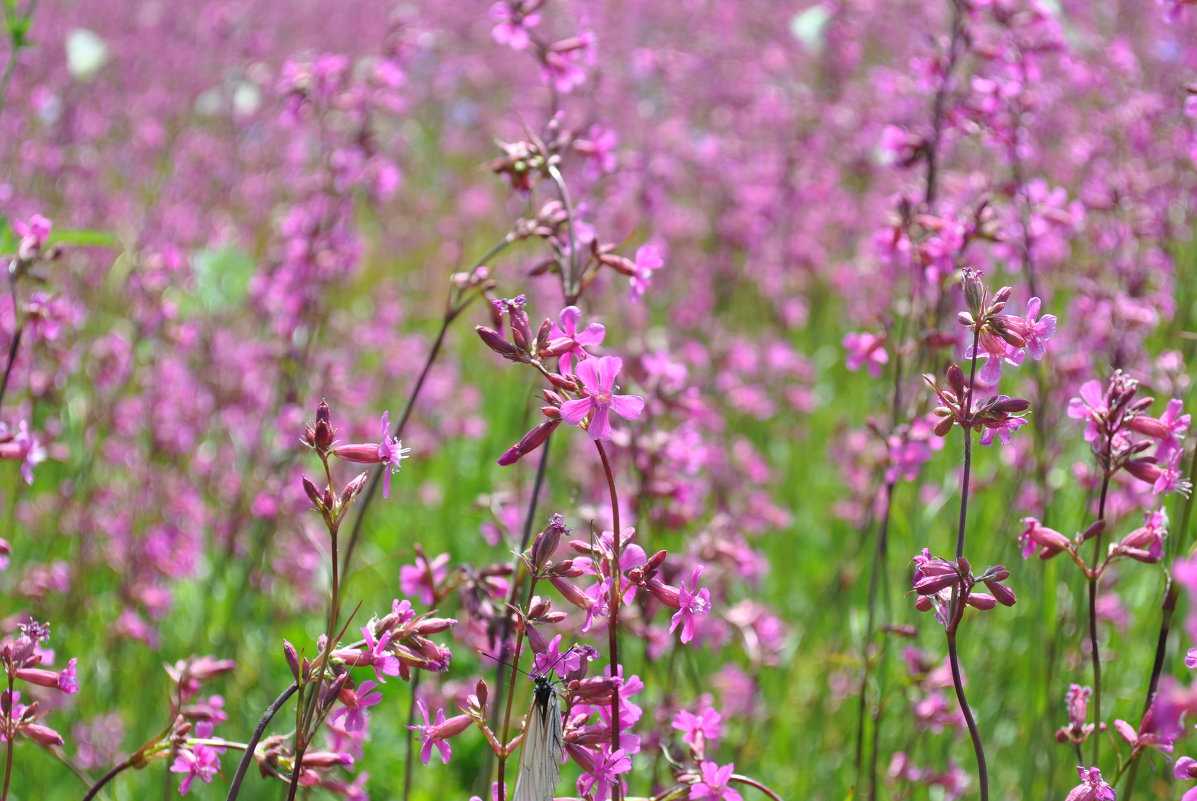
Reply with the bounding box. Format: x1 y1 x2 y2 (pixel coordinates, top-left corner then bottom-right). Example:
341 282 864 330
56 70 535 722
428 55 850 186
0 0 1196 799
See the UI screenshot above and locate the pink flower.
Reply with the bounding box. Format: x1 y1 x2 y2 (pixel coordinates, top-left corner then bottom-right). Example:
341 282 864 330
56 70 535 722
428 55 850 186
361 626 401 682
672 706 723 750
58 657 78 694
843 332 889 377
549 305 605 374
170 724 225 795
408 700 470 764
1064 766 1115 801
332 412 411 498
979 414 1028 446
629 244 664 300
669 567 712 644
1068 381 1107 442
490 2 540 51
338 680 383 732
1129 398 1190 462
1016 297 1057 360
690 761 743 801
399 552 449 606
560 356 645 441
576 746 632 801
1017 517 1071 560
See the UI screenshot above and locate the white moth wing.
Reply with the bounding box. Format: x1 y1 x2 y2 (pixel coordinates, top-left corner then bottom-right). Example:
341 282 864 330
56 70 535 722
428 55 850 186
512 678 564 801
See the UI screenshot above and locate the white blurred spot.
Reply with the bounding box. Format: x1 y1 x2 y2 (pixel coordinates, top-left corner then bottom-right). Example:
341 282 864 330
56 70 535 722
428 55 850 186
790 5 831 53
66 29 109 81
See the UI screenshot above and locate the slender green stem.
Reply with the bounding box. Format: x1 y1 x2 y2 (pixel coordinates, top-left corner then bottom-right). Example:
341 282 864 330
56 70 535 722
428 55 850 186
224 683 298 801
340 314 451 581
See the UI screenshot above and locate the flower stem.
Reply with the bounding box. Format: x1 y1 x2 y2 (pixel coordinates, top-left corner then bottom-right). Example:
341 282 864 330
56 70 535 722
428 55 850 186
483 437 553 796
224 682 299 801
728 773 784 801
947 630 988 801
595 440 623 798
2 673 13 801
340 313 452 580
1088 473 1111 766
1121 443 1197 801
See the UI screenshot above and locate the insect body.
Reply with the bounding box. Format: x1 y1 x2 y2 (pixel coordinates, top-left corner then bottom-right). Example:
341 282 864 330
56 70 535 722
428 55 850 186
512 672 565 801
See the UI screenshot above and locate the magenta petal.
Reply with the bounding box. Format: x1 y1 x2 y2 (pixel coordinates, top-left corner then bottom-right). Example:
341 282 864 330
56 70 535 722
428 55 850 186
589 406 612 440
576 358 601 390
609 394 645 421
559 306 581 335
602 356 623 389
560 398 593 425
575 322 606 346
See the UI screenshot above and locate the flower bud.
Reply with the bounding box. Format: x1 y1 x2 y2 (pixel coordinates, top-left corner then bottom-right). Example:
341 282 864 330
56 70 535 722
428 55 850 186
303 477 325 508
984 580 1017 606
313 401 335 450
965 593 996 610
284 642 301 680
961 269 986 318
1080 519 1105 542
1124 458 1162 485
476 326 523 361
946 365 967 399
497 420 560 467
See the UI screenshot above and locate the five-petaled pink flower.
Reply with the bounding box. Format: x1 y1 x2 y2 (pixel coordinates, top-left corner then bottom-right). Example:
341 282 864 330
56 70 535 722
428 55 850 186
549 305 605 373
672 706 723 750
670 566 712 644
560 356 645 441
576 746 632 801
1017 297 1057 360
409 700 471 765
629 244 664 300
690 761 743 801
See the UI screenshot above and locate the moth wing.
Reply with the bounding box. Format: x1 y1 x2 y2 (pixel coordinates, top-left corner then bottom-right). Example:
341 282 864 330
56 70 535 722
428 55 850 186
512 689 563 801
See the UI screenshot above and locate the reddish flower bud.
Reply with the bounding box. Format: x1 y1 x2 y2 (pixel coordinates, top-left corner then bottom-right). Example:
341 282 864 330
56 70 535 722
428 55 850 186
476 326 524 361
966 593 996 610
23 723 64 746
1081 519 1105 542
985 580 1017 606
497 420 560 467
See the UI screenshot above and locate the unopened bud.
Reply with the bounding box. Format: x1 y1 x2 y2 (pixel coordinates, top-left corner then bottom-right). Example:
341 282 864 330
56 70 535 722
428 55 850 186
476 326 523 361
961 269 986 318
1081 519 1106 542
284 642 301 680
946 364 967 399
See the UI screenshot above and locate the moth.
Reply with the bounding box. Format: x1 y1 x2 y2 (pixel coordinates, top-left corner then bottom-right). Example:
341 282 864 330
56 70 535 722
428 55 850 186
512 670 565 801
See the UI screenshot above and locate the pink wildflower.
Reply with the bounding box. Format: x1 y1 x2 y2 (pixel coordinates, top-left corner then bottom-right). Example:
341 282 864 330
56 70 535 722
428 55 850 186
549 305 605 374
672 706 723 750
1064 766 1115 801
332 412 410 498
690 761 743 801
489 2 540 51
629 244 664 300
1015 297 1057 360
576 747 632 801
843 332 889 377
559 356 644 440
